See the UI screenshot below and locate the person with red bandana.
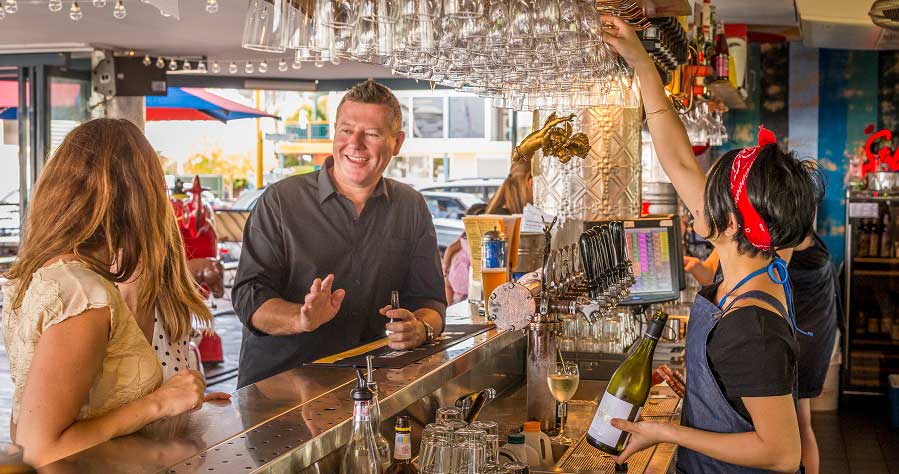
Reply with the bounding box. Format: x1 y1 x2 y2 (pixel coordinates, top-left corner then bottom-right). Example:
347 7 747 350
603 16 820 473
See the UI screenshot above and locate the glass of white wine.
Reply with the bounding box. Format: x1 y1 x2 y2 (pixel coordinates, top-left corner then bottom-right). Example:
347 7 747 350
547 361 580 444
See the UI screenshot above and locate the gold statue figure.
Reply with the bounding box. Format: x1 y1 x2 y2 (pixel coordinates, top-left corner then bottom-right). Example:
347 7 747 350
512 112 591 164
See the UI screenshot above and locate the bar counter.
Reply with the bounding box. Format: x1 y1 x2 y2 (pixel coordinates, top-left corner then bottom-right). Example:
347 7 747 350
44 303 680 474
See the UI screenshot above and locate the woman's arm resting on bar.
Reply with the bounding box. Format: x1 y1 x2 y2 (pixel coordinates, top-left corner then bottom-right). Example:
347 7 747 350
611 394 801 473
14 308 205 467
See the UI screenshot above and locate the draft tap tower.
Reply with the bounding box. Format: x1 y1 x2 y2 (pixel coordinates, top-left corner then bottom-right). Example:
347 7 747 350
487 220 635 430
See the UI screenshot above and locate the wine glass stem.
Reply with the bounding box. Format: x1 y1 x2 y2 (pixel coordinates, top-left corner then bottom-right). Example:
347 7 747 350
559 402 567 436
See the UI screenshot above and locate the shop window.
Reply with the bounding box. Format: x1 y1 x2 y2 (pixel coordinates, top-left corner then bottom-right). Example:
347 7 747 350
412 97 444 139
449 97 485 139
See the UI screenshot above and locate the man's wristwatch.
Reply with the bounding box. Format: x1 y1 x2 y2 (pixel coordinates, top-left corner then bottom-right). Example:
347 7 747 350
420 318 434 344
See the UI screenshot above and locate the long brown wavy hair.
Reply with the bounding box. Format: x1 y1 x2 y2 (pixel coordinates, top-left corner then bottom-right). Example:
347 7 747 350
485 158 534 214
7 118 211 341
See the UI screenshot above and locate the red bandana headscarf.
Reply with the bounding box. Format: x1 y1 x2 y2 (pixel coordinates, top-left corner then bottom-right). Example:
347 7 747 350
730 125 777 251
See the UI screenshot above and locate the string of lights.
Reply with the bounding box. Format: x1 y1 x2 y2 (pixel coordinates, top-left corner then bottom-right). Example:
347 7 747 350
0 0 219 20
114 49 334 75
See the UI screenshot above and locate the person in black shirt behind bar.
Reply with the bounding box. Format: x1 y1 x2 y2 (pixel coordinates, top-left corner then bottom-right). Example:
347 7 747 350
232 80 446 388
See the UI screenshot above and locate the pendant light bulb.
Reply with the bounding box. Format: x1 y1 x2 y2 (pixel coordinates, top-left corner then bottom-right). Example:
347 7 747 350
49 0 62 12
182 61 192 71
244 62 255 74
205 0 218 14
113 0 126 19
69 2 83 20
4 0 17 14
155 57 165 69
258 61 268 73
168 58 178 71
228 62 238 74
142 55 152 66
92 0 106 7
211 62 221 74
197 61 207 73
278 59 288 72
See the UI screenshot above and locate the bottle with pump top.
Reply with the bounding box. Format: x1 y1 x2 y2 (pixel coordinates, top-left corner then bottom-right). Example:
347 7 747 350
385 416 418 474
366 356 392 470
340 370 383 474
586 310 669 455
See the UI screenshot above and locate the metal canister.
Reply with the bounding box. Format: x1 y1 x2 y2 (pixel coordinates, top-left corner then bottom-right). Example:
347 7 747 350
482 227 508 270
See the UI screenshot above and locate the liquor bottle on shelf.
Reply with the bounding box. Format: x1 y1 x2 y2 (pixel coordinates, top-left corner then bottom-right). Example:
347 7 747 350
857 219 870 257
340 370 383 474
713 22 730 81
867 312 881 337
881 211 892 258
385 416 417 474
586 310 669 455
869 218 881 258
856 311 866 336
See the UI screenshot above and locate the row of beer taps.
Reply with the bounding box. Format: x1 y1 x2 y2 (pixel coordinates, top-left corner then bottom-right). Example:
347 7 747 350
543 221 636 323
486 220 636 331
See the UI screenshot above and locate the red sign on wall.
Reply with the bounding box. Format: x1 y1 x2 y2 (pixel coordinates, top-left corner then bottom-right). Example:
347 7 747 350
863 124 899 177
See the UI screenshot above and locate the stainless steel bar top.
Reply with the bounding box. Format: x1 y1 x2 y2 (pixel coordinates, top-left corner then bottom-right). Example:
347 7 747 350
44 302 522 474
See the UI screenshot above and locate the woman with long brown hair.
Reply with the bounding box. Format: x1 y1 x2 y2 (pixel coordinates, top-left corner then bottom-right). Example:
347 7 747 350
2 118 214 466
485 157 533 215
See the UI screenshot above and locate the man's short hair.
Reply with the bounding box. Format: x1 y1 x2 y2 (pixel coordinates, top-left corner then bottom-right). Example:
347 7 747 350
336 79 403 134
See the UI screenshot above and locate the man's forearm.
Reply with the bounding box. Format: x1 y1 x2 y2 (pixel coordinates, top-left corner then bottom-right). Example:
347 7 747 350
414 308 444 336
249 298 303 336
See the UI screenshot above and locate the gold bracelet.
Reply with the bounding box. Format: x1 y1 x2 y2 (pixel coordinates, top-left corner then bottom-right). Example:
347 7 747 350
645 105 675 119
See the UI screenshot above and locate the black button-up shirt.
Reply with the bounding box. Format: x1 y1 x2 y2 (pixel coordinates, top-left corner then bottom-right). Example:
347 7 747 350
232 160 446 387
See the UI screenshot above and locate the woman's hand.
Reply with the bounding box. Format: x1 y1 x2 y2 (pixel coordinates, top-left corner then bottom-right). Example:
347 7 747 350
609 419 672 464
601 16 654 70
149 370 206 418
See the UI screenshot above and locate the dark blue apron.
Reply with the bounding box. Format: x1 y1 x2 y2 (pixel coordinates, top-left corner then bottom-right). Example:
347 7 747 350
676 259 802 474
790 233 839 398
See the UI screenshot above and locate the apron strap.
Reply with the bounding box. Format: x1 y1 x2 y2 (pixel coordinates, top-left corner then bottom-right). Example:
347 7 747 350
716 257 813 337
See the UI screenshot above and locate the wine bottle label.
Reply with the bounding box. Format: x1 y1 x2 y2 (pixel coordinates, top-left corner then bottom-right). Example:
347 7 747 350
394 433 412 460
354 402 371 421
588 392 641 447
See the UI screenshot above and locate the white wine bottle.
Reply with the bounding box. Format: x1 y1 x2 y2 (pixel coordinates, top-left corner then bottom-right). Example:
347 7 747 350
586 310 669 455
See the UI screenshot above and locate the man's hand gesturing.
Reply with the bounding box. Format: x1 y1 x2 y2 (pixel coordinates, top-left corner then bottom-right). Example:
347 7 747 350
297 274 345 333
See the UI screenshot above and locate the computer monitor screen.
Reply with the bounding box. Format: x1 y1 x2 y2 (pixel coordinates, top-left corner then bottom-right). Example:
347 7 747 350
585 215 685 305
627 226 675 295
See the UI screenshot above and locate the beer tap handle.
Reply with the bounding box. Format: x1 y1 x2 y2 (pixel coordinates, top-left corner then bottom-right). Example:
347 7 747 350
579 232 598 297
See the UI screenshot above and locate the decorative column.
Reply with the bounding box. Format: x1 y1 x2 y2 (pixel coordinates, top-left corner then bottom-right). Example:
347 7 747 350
534 106 642 222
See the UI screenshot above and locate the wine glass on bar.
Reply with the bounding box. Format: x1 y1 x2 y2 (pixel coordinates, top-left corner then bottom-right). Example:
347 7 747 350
547 361 579 444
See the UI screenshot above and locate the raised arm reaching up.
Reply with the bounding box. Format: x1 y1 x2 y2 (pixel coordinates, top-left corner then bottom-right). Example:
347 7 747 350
602 16 710 236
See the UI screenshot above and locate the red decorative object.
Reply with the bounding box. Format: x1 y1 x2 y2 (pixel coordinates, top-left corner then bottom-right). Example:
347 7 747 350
173 175 218 260
862 126 899 177
198 330 224 364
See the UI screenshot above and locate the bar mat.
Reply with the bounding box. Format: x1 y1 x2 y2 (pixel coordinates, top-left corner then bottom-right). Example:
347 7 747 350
305 324 492 369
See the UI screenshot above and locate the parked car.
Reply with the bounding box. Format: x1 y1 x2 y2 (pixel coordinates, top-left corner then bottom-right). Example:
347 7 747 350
416 178 504 203
229 188 265 211
0 189 20 236
420 191 484 251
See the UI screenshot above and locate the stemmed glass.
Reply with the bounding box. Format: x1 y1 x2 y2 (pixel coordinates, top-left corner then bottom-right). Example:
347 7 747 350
546 361 580 444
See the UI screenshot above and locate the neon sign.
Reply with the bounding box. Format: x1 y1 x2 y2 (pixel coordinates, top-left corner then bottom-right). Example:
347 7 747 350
863 124 899 176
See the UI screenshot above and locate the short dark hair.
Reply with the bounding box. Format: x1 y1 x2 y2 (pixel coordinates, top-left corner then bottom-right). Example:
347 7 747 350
336 79 402 133
703 144 819 258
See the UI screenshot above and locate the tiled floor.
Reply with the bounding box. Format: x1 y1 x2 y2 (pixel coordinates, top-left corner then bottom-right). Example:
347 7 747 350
814 398 899 474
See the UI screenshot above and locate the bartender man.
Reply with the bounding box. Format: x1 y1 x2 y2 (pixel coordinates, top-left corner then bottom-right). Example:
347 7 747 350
232 80 446 388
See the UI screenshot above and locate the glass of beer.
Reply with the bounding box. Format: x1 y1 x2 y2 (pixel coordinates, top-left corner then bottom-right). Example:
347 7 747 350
481 268 508 303
547 361 580 444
